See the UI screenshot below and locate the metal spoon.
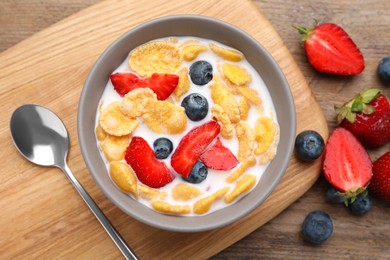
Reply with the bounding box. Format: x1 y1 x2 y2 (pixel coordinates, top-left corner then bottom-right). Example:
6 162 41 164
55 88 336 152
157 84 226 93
10 104 137 260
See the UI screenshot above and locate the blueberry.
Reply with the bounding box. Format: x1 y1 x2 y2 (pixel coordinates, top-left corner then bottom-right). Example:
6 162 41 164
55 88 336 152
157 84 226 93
378 56 390 83
182 161 208 184
325 184 346 204
189 60 213 85
349 192 373 216
301 210 333 244
153 138 173 159
295 130 325 161
181 93 209 121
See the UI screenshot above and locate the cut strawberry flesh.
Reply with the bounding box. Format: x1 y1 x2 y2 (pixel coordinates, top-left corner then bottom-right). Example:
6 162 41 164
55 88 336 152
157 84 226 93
323 128 372 192
110 72 178 100
171 121 221 177
200 138 239 170
125 136 174 188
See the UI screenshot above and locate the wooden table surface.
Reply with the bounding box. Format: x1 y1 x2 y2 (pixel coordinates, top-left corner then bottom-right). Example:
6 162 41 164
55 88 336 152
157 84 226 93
1 0 389 259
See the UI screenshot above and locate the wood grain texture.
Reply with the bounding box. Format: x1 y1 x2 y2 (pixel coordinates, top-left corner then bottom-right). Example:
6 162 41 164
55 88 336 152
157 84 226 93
0 0 389 259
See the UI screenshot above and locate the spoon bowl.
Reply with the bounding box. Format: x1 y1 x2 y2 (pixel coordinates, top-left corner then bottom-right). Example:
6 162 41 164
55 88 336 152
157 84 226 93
10 104 137 260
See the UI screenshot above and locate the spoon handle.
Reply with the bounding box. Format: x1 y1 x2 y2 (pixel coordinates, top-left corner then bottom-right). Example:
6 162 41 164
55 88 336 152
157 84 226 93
61 162 137 260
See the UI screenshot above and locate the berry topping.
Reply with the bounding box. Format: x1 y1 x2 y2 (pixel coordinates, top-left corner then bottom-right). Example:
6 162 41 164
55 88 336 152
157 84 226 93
110 72 179 100
349 192 373 216
301 211 333 244
369 152 390 204
294 130 325 161
189 60 213 85
125 136 174 188
325 183 346 204
293 22 364 76
181 93 209 121
171 121 221 177
153 137 173 159
336 88 390 148
182 161 208 184
200 138 239 170
323 128 372 204
378 56 390 83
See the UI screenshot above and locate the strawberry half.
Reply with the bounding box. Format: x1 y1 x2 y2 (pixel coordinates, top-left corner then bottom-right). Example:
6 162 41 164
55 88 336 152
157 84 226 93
170 121 221 177
125 136 174 188
110 72 179 100
323 127 372 204
293 22 364 75
369 152 390 204
200 138 239 170
336 88 390 148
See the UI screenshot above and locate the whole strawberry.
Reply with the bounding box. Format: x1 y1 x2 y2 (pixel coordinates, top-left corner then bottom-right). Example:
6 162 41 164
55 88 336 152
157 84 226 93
335 88 390 148
293 22 364 75
369 152 390 204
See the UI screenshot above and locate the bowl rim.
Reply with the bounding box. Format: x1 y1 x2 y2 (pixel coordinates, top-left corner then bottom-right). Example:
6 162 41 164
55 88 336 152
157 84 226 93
78 14 296 232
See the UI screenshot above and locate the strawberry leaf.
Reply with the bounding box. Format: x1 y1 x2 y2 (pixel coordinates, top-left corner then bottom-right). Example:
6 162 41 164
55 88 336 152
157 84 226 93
361 88 381 103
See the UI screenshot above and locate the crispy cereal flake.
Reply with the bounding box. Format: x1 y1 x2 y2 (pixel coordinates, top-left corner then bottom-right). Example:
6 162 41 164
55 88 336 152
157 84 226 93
142 98 187 134
129 41 181 77
120 88 157 118
109 161 138 199
235 121 255 161
100 134 130 162
225 174 256 203
222 63 252 85
210 80 240 124
211 104 234 139
239 97 250 120
173 67 190 101
95 124 107 141
182 45 208 62
100 101 140 136
172 183 203 201
151 201 191 215
254 117 276 155
193 187 230 215
226 156 256 183
237 86 262 106
138 184 168 201
209 42 244 62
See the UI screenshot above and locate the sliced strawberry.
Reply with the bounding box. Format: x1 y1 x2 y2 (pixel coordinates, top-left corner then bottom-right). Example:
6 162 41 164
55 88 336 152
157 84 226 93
124 136 174 188
110 72 148 96
369 152 390 204
294 22 364 76
200 138 239 170
171 121 221 177
110 72 178 100
323 128 372 204
336 88 390 148
147 73 179 100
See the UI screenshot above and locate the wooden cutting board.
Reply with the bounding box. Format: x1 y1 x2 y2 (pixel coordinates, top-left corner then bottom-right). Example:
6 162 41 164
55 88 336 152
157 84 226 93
0 0 328 259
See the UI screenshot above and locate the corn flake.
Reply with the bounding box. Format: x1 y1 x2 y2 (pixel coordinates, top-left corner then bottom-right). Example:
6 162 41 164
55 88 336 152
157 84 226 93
225 174 256 203
151 201 191 215
138 184 168 201
129 41 181 77
222 63 252 86
109 161 138 199
193 187 230 215
210 80 240 124
254 117 276 155
173 67 190 101
182 45 208 62
95 124 107 141
226 156 256 183
100 134 130 162
120 88 157 118
100 101 140 136
172 183 203 201
237 86 262 106
239 97 250 120
211 104 234 139
142 99 187 134
235 121 255 161
209 43 244 62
